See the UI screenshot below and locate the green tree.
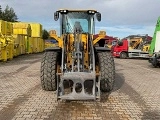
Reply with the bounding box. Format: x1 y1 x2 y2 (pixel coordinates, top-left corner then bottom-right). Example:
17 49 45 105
2 5 18 22
42 29 49 39
0 5 2 19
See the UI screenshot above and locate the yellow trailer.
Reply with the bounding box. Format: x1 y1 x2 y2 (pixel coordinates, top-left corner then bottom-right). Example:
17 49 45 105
25 36 34 54
27 23 43 53
0 20 6 35
29 23 42 38
21 22 43 53
0 20 14 61
31 37 39 53
12 22 31 36
5 21 13 35
0 35 14 61
12 22 32 55
12 34 26 56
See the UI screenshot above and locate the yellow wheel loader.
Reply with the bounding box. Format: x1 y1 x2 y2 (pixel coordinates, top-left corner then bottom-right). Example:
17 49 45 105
40 9 115 101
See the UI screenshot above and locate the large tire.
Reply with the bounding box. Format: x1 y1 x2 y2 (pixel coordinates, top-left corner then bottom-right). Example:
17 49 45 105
152 59 158 68
120 52 127 59
40 51 58 91
98 52 115 92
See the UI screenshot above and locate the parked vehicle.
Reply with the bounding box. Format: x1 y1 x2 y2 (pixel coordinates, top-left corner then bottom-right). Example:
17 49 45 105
40 9 115 101
148 17 160 67
111 34 152 58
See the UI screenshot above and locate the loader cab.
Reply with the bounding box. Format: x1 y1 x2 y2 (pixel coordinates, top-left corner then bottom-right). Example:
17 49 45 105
54 9 101 35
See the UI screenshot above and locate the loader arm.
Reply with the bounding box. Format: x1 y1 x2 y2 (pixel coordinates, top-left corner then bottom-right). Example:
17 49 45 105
49 30 63 48
93 31 106 45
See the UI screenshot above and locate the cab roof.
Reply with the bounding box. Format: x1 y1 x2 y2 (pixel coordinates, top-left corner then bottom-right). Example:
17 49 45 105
57 9 98 13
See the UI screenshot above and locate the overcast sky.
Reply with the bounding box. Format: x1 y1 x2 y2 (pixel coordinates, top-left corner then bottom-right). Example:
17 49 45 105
1 0 159 38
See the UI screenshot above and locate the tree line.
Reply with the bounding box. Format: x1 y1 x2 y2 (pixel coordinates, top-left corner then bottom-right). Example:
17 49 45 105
0 5 18 22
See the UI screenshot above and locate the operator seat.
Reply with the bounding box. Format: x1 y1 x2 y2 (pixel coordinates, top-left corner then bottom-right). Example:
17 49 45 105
74 21 83 33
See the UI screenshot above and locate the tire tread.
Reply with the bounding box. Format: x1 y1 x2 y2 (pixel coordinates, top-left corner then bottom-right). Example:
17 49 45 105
40 51 57 91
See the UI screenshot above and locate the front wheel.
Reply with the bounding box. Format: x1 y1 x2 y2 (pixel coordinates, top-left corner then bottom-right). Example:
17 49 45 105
152 57 158 68
98 52 115 92
120 52 127 59
40 51 58 91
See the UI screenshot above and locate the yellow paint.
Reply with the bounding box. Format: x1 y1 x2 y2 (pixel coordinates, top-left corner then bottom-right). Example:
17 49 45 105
129 37 142 49
5 22 13 35
142 44 150 52
29 23 42 37
60 33 90 69
12 22 31 36
93 31 106 45
0 20 13 35
0 34 14 61
49 30 63 48
25 37 34 54
0 20 6 35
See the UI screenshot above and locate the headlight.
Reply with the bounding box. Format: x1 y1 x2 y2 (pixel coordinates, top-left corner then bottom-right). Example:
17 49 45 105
88 10 95 14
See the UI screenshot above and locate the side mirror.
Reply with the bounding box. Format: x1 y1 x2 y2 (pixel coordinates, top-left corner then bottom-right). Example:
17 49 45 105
54 11 59 21
96 12 101 22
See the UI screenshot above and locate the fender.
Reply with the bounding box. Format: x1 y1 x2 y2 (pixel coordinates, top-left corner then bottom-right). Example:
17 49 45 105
45 47 61 52
94 47 111 52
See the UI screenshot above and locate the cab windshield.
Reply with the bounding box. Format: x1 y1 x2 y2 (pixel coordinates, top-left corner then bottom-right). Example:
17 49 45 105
61 12 94 34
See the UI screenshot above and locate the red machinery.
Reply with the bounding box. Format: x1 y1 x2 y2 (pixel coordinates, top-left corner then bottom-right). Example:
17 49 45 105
93 34 118 48
111 34 152 58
